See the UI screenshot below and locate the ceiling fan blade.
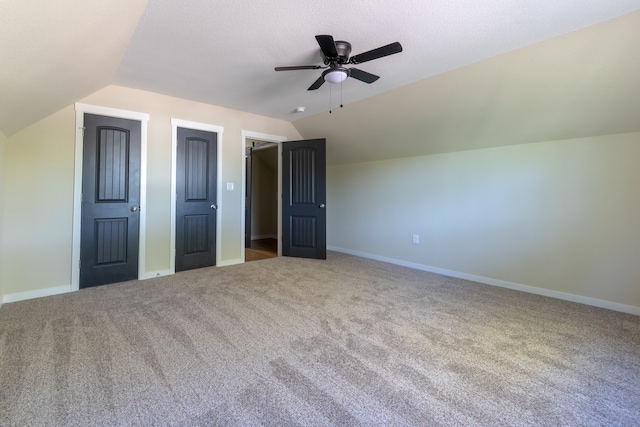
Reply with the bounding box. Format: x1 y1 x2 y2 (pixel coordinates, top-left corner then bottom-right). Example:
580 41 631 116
275 65 323 71
349 42 403 64
307 75 325 91
315 35 338 58
349 68 380 84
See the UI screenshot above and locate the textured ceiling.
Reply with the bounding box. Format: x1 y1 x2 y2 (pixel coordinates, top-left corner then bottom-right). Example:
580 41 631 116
114 0 640 123
1 0 640 141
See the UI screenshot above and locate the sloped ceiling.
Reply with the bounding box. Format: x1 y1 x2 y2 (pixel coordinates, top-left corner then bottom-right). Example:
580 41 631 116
0 0 149 136
294 11 640 164
1 1 639 164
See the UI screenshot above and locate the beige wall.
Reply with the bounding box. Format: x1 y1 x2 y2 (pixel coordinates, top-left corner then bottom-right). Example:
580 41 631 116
1 85 302 297
0 130 6 300
3 83 638 313
2 107 76 296
327 132 640 311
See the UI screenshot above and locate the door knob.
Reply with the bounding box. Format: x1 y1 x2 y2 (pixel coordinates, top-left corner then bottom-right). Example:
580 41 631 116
210 204 218 210
130 205 139 212
319 203 326 209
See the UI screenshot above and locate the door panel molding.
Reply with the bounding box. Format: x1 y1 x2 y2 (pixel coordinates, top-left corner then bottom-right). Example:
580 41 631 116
72 103 149 292
171 118 223 274
241 131 287 262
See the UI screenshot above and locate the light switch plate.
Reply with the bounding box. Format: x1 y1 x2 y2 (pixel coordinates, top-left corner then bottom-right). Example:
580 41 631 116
226 182 234 191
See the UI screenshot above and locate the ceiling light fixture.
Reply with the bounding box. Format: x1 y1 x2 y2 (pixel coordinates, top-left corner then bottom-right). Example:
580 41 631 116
323 68 348 84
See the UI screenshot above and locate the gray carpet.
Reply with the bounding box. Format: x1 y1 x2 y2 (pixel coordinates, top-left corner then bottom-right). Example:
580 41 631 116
1 252 639 426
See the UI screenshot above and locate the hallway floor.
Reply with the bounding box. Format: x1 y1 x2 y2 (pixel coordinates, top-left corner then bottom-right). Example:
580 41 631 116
245 238 277 262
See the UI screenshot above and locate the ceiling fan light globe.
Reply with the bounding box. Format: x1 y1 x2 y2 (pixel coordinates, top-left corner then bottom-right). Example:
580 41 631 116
324 69 348 84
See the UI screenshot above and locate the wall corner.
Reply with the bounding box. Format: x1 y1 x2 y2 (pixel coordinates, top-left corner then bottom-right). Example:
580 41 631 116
0 129 7 304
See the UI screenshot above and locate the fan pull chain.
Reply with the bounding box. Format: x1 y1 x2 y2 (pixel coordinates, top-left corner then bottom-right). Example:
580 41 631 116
328 80 345 114
329 81 344 114
329 82 332 114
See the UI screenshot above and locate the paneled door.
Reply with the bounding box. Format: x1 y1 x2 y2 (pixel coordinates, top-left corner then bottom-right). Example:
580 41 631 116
80 114 141 288
175 127 218 271
282 138 326 259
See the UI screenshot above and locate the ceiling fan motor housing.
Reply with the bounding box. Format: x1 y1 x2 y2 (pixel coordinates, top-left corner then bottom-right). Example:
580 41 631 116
324 40 352 64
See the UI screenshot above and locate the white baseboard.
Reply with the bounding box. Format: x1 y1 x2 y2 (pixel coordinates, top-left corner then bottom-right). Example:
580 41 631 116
2 285 72 304
139 269 173 280
217 258 244 267
328 246 640 316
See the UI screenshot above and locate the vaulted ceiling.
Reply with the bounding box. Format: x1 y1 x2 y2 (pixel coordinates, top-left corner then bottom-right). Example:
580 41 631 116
2 0 639 164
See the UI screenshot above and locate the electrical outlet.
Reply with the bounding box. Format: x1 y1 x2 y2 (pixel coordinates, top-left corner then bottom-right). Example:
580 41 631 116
412 234 420 244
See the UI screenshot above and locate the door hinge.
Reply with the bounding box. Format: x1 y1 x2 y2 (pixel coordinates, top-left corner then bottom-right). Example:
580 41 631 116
78 259 81 269
81 126 85 137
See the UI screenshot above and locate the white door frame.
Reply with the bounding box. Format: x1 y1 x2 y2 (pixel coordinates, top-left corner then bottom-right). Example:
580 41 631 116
171 119 224 273
72 103 150 291
241 131 287 261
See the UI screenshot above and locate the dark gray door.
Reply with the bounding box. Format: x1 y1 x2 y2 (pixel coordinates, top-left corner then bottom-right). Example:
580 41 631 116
176 127 217 271
282 138 326 259
80 114 141 288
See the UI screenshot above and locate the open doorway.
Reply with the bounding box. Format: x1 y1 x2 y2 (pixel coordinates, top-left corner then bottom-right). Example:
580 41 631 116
241 131 326 263
245 139 279 262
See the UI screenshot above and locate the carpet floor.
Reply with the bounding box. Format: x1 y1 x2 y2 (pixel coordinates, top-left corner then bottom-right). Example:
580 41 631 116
1 252 639 426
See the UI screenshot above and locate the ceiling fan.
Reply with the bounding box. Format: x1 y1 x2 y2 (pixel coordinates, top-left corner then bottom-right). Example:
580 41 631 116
275 35 403 91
